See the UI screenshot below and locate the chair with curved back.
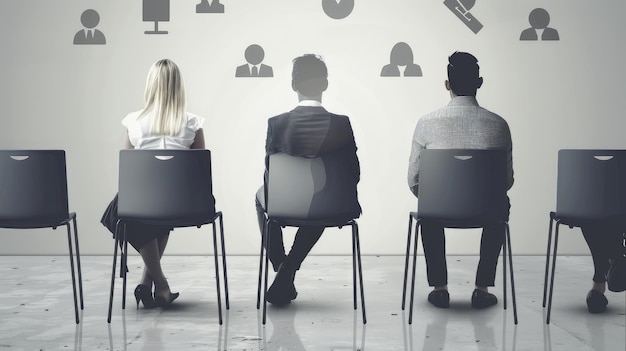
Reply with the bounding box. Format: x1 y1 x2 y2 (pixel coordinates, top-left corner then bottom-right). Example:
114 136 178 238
543 149 626 323
107 149 229 324
256 152 366 325
401 149 518 325
0 150 84 324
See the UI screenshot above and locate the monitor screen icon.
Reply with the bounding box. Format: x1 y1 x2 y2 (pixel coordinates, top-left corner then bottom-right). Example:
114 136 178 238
143 0 169 34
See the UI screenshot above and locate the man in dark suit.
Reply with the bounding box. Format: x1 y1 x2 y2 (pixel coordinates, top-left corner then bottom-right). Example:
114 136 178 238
256 54 361 305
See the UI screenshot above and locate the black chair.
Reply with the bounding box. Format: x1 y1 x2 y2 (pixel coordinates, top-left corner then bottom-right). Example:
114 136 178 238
401 149 518 324
543 149 626 324
107 149 229 324
0 150 84 324
256 153 366 324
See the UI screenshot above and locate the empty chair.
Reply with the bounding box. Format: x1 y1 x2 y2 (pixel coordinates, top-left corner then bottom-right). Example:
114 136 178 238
402 149 517 324
543 149 626 323
257 153 366 324
0 150 84 324
107 149 228 324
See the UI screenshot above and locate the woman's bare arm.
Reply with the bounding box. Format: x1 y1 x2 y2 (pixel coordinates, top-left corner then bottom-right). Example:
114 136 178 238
190 128 206 149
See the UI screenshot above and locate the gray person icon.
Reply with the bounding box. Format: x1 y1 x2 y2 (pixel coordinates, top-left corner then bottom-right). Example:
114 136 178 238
73 9 106 45
520 8 559 41
235 44 274 77
380 42 422 77
196 0 224 14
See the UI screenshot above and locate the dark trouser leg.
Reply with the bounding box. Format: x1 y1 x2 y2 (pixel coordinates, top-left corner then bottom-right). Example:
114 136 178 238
421 222 447 287
475 223 505 287
284 226 325 270
581 222 623 283
255 198 286 272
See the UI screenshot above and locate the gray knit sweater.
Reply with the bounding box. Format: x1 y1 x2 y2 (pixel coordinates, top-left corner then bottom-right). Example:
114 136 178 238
407 96 514 196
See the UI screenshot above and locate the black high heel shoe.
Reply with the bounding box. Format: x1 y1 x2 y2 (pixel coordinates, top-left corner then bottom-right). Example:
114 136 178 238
154 292 180 308
134 284 156 309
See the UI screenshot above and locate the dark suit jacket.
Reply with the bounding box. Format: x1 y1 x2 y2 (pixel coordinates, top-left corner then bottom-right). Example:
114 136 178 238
263 105 361 217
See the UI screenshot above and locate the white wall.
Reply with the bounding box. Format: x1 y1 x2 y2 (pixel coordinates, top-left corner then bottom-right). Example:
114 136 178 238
1 1 624 255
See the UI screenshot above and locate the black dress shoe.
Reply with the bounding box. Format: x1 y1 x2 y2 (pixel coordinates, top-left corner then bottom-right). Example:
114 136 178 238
427 290 450 308
586 290 608 313
266 263 297 306
154 292 180 308
471 289 498 309
606 261 626 292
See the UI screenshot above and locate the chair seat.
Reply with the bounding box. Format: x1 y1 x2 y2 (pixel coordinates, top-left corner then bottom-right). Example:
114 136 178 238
550 211 624 228
416 218 507 229
0 212 75 229
118 212 219 229
268 217 356 228
413 212 507 229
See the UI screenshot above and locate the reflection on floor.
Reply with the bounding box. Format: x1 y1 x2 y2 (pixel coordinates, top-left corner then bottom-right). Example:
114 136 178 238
0 256 624 350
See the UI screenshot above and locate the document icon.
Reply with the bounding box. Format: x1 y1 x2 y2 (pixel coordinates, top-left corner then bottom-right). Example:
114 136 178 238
443 0 483 34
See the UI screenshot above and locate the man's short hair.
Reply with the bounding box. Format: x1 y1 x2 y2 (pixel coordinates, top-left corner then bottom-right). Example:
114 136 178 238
447 52 481 96
292 54 328 97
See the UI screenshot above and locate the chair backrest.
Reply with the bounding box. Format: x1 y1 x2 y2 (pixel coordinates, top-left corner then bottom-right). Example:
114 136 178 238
556 149 626 221
417 149 508 225
118 149 215 225
266 153 360 222
0 150 69 225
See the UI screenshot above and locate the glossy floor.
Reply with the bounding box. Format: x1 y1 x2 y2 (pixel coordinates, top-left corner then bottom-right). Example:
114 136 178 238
0 256 624 350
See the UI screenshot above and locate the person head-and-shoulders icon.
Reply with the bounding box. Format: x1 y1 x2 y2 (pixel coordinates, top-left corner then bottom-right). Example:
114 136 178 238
235 44 274 77
196 0 225 14
73 9 106 45
381 42 422 77
520 8 559 41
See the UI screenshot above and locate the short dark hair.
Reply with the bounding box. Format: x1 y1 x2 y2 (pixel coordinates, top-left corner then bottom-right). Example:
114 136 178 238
447 52 481 96
292 54 328 97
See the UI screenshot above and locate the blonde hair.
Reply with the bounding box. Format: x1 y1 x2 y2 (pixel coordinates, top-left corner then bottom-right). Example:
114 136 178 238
138 59 186 135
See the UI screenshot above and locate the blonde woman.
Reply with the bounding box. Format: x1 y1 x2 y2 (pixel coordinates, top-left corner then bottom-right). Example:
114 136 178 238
102 59 205 308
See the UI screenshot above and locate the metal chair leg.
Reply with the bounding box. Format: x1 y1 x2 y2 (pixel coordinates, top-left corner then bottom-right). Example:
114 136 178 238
122 228 128 310
256 215 267 309
218 213 229 310
546 223 561 324
119 224 125 279
505 223 518 324
212 221 223 325
262 220 271 325
354 223 366 324
402 213 414 310
72 216 84 310
352 224 357 310
503 224 508 310
107 227 120 323
542 216 554 307
408 221 420 324
65 222 79 324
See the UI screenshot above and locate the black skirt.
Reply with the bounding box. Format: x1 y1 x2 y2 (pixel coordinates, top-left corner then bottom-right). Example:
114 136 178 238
101 194 171 252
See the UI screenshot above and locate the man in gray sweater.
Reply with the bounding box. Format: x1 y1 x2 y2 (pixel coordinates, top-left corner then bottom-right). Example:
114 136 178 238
407 51 514 309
